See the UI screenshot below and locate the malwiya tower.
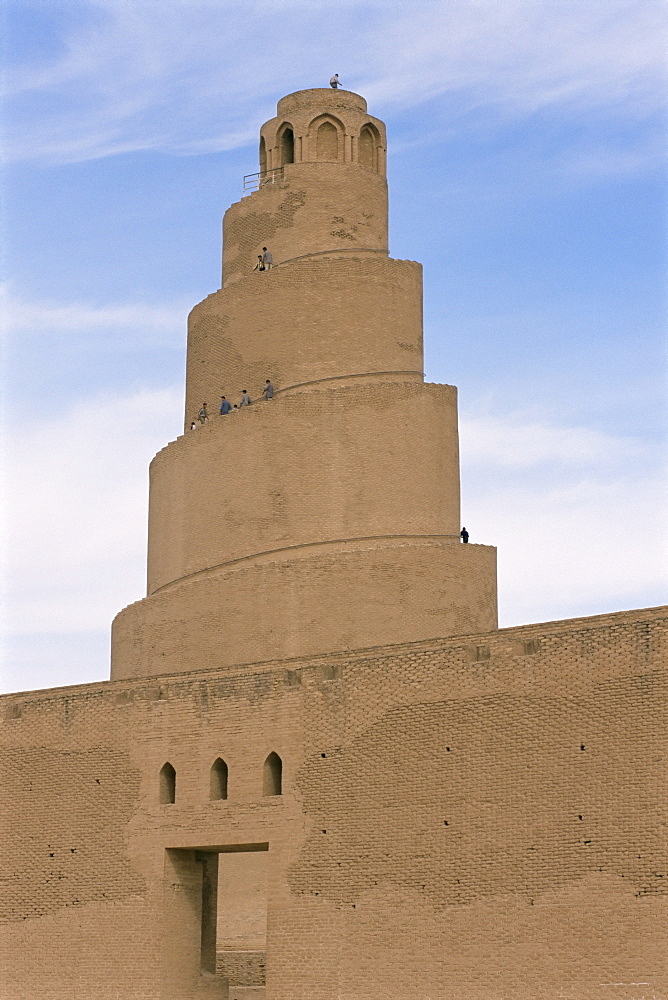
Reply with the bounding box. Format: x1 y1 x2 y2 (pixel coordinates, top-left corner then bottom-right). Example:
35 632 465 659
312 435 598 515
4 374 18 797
111 87 498 681
3 88 665 1000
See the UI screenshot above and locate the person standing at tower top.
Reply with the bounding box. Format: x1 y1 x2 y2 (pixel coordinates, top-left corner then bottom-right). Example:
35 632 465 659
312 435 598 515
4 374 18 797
460 527 469 544
262 247 273 270
329 74 341 89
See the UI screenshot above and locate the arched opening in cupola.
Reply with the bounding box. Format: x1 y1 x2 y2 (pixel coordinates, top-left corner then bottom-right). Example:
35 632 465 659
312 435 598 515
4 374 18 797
316 120 339 161
359 123 379 171
279 125 294 165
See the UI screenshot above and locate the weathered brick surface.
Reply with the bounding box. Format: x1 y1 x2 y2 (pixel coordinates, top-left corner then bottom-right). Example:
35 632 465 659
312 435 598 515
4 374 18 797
148 382 460 592
112 539 497 680
186 256 422 428
222 88 387 288
222 166 388 290
2 609 666 998
5 88 666 999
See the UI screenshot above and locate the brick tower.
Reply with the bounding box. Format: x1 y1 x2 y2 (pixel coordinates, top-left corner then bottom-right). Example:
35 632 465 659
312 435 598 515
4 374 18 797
4 87 666 1000
111 88 497 681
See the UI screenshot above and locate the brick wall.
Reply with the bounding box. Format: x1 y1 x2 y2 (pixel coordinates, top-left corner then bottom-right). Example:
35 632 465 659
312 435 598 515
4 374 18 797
3 606 666 998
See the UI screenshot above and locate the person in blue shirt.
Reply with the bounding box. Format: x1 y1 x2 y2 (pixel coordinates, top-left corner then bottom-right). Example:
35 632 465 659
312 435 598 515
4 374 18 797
220 396 231 415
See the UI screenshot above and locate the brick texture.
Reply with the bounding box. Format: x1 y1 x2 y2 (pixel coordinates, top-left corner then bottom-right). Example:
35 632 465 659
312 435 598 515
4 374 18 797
4 87 666 1000
2 608 667 998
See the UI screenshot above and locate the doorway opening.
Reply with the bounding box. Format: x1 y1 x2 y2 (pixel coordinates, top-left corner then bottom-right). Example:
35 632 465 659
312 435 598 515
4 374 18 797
164 843 269 997
216 847 268 996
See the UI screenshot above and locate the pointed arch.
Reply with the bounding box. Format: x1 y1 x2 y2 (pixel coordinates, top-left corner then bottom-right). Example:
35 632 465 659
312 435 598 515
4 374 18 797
309 114 344 162
359 123 380 172
209 757 228 800
259 135 267 175
159 762 176 804
278 123 294 166
263 752 282 796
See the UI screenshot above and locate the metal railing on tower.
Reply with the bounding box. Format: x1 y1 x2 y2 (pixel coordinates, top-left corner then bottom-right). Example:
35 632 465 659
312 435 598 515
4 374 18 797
242 167 284 195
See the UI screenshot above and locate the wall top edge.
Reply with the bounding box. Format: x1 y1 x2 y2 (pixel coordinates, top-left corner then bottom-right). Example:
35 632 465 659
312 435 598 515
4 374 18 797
2 605 666 706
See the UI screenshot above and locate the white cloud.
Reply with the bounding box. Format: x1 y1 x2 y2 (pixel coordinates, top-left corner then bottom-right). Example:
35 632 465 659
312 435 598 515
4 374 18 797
2 387 183 641
459 412 644 470
459 410 667 626
2 0 665 164
1 286 189 337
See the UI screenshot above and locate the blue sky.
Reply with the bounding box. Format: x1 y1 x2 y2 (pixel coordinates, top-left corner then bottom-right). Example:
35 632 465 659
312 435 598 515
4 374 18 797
2 0 666 694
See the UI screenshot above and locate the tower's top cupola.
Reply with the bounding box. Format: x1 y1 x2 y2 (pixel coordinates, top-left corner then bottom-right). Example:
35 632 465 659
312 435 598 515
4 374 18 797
221 87 390 288
259 88 386 176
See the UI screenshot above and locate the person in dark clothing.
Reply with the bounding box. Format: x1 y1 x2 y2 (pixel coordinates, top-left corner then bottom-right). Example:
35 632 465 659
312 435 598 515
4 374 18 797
460 527 469 543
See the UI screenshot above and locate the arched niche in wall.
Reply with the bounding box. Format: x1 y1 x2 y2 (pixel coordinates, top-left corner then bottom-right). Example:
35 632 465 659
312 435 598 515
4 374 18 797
263 752 282 796
209 757 228 800
159 762 176 804
359 123 381 172
278 123 295 166
311 115 344 162
259 135 267 175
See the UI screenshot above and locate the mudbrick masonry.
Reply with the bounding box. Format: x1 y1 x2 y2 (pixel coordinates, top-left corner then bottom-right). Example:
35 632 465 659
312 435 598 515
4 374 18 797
2 88 666 1000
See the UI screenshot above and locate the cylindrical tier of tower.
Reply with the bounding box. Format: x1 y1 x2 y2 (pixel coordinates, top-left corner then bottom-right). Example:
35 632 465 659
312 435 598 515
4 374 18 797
150 381 460 595
111 537 497 681
109 88 498 682
185 255 423 431
222 89 387 288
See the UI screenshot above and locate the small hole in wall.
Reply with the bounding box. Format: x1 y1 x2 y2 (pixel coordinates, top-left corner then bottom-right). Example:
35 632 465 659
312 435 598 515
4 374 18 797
443 821 449 826
322 830 327 834
446 747 451 752
321 753 326 758
580 744 586 751
578 815 583 820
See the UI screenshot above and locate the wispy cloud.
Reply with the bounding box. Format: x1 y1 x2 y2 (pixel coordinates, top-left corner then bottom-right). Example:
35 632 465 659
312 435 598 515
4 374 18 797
1 286 189 337
460 412 645 470
3 0 665 164
459 410 667 626
2 387 183 640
